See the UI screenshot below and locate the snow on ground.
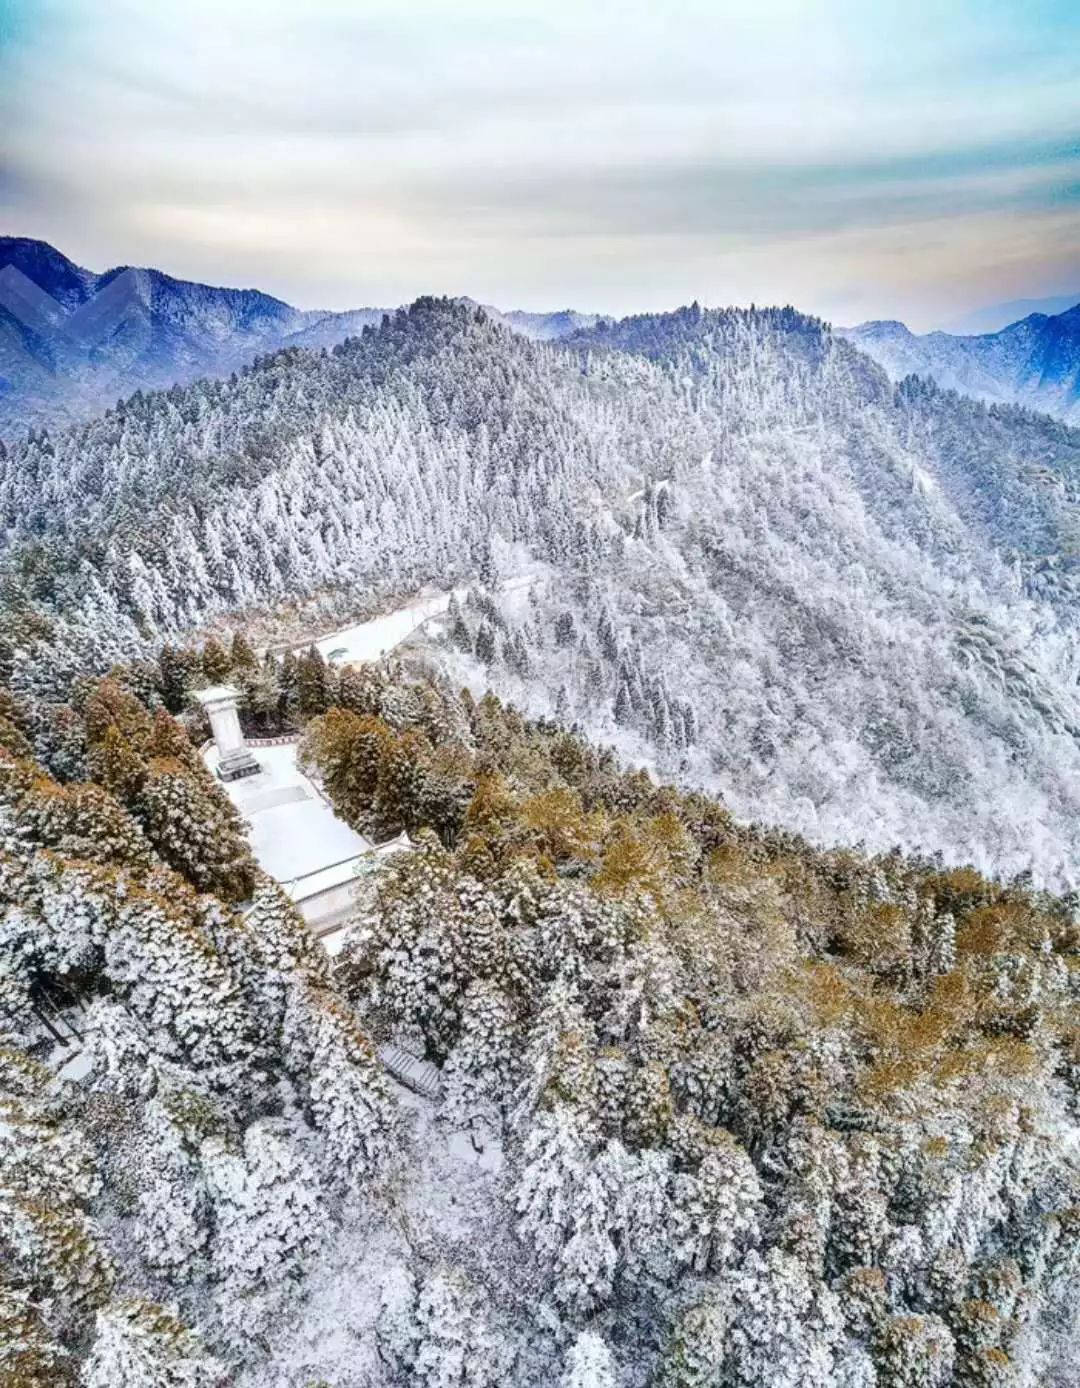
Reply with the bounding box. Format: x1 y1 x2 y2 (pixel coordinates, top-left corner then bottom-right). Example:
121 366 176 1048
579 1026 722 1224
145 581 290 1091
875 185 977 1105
205 741 370 883
233 1093 510 1388
314 587 464 665
310 574 538 666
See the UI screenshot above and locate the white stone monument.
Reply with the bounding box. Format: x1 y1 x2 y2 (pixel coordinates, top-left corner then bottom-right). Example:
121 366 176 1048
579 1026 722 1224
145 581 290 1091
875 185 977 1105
195 685 260 782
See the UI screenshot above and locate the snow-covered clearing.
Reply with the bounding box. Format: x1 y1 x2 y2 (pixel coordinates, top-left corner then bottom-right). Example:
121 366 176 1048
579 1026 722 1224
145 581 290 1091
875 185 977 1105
309 574 537 666
204 740 370 883
313 587 460 665
234 1096 509 1388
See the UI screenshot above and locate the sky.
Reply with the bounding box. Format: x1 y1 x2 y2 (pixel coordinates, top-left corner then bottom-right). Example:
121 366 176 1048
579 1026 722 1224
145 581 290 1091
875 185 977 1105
1 0 1078 329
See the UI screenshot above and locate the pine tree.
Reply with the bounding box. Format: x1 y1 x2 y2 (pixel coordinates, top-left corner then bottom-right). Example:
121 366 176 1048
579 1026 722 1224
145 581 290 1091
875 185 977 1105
614 681 633 727
158 645 201 713
443 978 519 1129
103 883 256 1082
300 709 391 826
237 657 281 735
136 759 256 900
91 725 148 802
81 997 157 1098
147 707 198 764
0 1087 98 1209
0 1285 73 1387
513 1104 617 1317
376 1265 419 1375
874 1314 956 1388
554 611 577 648
241 877 330 1041
447 594 473 653
297 645 331 719
474 621 497 665
657 1292 732 1388
670 1133 762 1275
229 632 258 673
1 1195 116 1326
623 1059 674 1148
82 678 153 753
374 728 432 839
478 540 498 591
14 773 156 871
133 1099 210 1283
725 1248 843 1388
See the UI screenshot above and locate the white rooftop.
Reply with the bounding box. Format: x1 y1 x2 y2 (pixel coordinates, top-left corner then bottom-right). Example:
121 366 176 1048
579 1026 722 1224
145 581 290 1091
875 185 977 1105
204 740 371 883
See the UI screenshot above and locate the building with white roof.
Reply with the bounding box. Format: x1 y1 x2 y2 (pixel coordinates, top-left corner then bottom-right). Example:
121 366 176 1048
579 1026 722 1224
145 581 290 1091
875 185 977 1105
201 714 407 937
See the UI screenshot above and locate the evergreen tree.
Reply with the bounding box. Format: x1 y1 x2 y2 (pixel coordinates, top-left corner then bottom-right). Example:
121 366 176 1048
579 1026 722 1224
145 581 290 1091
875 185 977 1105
447 594 473 653
561 1330 616 1388
199 638 231 686
81 1299 225 1388
241 878 330 1040
374 728 432 838
657 1292 732 1388
554 610 576 648
229 632 258 673
0 1285 73 1387
474 621 497 666
297 645 331 720
513 1104 617 1317
284 985 398 1190
412 1269 499 1388
91 725 147 802
671 1134 763 1275
136 760 256 901
202 1120 325 1334
158 646 201 714
300 709 391 826
443 978 518 1129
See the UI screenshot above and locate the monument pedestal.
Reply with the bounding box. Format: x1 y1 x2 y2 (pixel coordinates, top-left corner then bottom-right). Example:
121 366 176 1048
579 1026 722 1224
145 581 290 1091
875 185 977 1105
195 685 260 781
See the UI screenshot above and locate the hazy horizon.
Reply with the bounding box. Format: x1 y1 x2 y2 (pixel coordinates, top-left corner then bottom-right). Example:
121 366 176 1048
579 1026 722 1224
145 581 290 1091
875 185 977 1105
2 1 1079 331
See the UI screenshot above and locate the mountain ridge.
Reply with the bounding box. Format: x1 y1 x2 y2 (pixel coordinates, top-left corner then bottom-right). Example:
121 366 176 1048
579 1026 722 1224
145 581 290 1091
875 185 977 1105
2 296 1079 883
0 237 611 434
843 303 1080 423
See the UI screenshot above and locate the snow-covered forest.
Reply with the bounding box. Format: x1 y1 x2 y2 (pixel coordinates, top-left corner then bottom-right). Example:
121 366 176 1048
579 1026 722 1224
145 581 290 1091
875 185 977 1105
1 299 1079 880
2 642 1079 1387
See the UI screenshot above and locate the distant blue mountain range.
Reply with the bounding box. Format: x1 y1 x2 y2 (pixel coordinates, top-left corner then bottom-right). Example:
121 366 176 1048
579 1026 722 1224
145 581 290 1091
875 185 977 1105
0 237 609 435
843 300 1080 423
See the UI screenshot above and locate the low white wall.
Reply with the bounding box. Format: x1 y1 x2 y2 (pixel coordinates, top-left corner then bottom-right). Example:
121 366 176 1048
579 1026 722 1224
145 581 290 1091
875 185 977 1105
296 880 359 936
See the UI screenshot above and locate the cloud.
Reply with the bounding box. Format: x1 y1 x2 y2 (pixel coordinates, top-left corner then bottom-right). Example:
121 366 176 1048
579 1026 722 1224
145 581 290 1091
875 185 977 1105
2 0 1079 328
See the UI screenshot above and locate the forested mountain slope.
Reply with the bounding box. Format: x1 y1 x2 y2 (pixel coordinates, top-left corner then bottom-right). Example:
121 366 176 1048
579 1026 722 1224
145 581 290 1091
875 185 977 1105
1 299 1079 881
0 237 600 434
843 307 1080 425
2 648 1079 1386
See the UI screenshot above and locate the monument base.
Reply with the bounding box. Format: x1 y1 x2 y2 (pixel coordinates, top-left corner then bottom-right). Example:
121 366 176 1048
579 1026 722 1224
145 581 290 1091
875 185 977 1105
217 749 261 782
